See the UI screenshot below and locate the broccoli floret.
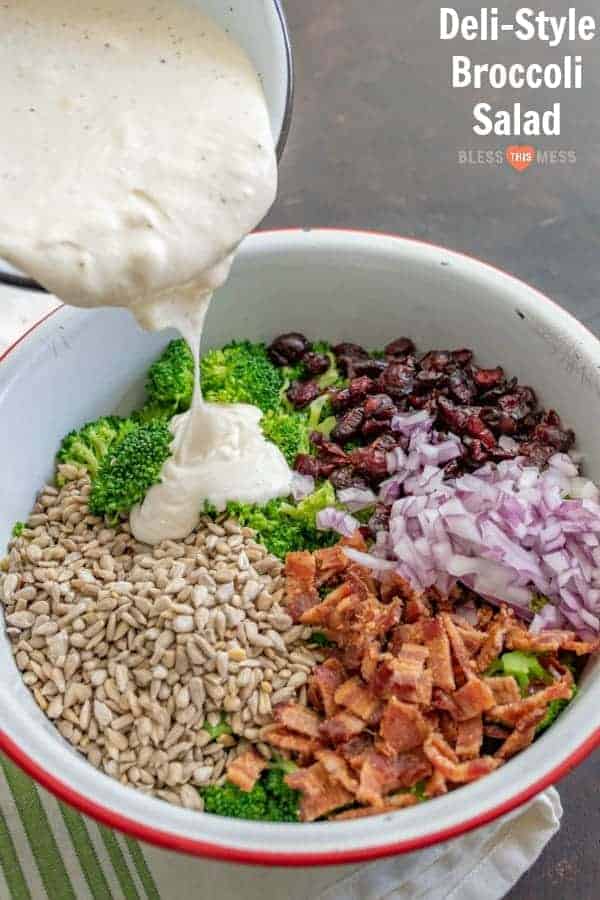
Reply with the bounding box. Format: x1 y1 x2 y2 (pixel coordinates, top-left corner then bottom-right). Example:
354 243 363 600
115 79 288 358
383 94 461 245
486 651 553 695
204 716 233 740
310 631 335 648
201 761 300 822
88 420 172 521
228 484 337 559
261 409 310 466
201 341 284 412
56 416 136 484
537 687 577 734
145 339 195 414
11 522 26 538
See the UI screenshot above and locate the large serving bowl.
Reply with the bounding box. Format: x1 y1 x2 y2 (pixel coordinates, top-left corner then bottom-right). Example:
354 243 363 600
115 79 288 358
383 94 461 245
0 229 599 864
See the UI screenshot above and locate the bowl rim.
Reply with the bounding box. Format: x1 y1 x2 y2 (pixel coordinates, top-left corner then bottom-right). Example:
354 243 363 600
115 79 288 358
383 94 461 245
1 227 599 866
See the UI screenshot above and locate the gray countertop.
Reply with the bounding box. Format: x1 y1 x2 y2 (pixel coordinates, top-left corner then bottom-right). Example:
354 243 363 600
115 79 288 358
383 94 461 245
265 1 600 895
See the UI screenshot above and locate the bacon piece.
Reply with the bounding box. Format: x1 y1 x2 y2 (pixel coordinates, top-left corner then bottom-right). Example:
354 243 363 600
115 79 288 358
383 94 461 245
334 676 382 725
357 751 432 806
262 725 319 756
361 642 380 682
405 593 432 623
452 677 495 721
507 626 599 657
424 733 500 784
339 733 374 771
484 723 510 741
424 768 448 798
341 530 369 552
316 749 359 793
285 551 320 621
438 710 458 746
442 613 475 678
274 703 321 739
476 609 511 672
390 622 425 650
226 749 267 792
483 675 521 706
422 618 455 692
333 794 418 820
380 697 430 752
314 545 350 583
320 711 366 744
299 584 354 627
286 762 354 821
454 625 486 656
495 709 547 760
488 679 572 727
308 659 347 717
455 716 483 760
380 571 412 605
371 646 428 704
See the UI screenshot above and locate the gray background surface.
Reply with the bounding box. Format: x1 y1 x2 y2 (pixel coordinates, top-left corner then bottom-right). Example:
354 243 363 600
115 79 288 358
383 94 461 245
264 1 600 895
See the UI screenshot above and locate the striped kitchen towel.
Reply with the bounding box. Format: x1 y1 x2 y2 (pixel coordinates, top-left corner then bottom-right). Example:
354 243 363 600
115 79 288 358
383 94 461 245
0 753 562 900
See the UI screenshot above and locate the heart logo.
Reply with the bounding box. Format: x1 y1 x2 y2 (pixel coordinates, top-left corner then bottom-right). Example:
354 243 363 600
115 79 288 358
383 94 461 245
506 145 536 172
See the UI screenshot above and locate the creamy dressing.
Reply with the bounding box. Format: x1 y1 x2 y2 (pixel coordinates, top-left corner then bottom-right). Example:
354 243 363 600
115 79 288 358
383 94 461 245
0 0 292 542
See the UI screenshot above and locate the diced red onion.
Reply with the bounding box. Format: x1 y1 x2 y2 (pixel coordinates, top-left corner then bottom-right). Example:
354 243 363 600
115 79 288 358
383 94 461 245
343 547 396 572
391 410 434 436
316 507 360 538
337 487 377 512
290 472 315 501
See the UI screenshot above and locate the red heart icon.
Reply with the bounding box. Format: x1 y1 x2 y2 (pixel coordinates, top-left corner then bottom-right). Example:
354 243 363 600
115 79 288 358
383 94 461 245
505 145 536 172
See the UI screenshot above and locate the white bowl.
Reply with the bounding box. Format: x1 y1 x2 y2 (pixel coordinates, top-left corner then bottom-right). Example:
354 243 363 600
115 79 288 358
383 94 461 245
0 229 599 865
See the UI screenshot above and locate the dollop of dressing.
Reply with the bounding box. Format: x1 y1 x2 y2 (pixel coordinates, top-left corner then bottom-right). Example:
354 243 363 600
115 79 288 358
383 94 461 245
0 0 292 542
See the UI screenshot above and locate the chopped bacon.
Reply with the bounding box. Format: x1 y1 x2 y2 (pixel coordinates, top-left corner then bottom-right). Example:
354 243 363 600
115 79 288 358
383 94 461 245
262 725 320 756
357 751 431 806
507 625 598 657
476 609 511 673
438 710 458 747
371 646 428 704
339 733 374 771
308 659 347 717
320 711 366 744
424 733 500 784
455 716 483 760
285 551 320 621
422 618 455 692
452 677 495 721
335 676 382 725
495 709 547 760
484 723 511 741
405 593 432 623
333 794 418 820
226 749 267 792
361 642 381 682
483 675 521 706
390 622 425 650
286 762 354 821
380 571 412 605
299 583 353 627
274 703 321 739
442 613 475 679
489 679 572 727
316 750 359 793
380 697 430 752
424 768 448 798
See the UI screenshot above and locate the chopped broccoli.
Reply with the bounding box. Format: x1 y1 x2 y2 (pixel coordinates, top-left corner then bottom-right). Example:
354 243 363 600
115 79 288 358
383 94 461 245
204 716 233 741
88 420 173 521
310 631 335 647
260 409 310 466
411 781 427 802
486 651 553 695
537 686 577 734
201 760 300 822
56 416 136 484
11 522 26 538
530 592 550 613
228 483 337 559
201 341 284 412
145 339 195 414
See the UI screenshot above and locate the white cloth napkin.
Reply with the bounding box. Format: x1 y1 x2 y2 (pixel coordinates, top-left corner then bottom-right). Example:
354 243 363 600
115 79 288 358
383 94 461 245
142 789 561 900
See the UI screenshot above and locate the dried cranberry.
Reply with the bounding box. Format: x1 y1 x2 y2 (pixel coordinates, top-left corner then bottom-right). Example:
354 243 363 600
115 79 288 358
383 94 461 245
437 396 470 432
287 380 321 409
302 351 330 377
532 419 575 452
465 415 496 448
419 350 452 371
371 433 397 452
451 348 473 367
473 367 505 390
416 369 447 387
268 332 311 366
332 407 365 443
519 442 555 468
332 342 369 360
361 418 390 438
464 438 489 464
294 454 320 478
498 392 533 422
330 387 353 411
481 408 518 435
350 357 387 378
315 439 349 465
348 376 377 402
349 445 389 480
385 337 415 358
449 370 477 405
363 394 396 419
330 466 370 491
379 363 415 399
